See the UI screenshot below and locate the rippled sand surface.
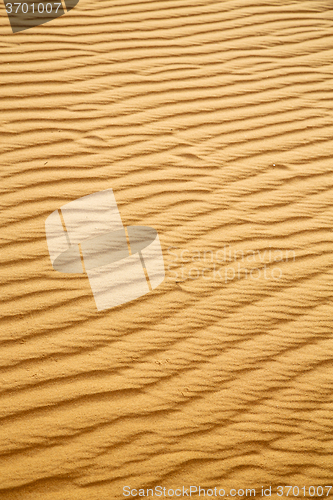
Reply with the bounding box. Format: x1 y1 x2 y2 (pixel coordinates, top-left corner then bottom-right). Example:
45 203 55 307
1 1 333 498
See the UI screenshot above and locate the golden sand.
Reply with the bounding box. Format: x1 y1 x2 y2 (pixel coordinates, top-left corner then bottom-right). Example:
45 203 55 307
1 0 333 498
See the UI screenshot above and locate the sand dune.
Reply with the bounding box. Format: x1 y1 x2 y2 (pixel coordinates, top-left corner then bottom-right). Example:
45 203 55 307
1 0 333 498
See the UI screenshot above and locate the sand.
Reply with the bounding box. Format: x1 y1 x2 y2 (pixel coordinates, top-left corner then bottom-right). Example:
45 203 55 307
1 0 333 498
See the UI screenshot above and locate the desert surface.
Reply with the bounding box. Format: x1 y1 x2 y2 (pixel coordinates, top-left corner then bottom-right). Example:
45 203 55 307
1 0 333 499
